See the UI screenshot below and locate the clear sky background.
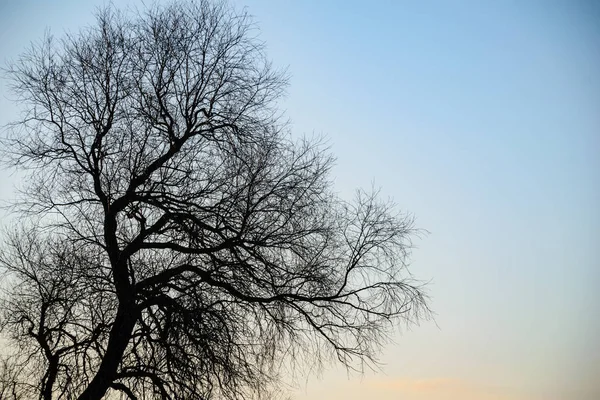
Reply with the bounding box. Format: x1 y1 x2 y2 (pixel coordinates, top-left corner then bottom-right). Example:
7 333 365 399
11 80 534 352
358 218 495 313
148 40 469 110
1 1 599 399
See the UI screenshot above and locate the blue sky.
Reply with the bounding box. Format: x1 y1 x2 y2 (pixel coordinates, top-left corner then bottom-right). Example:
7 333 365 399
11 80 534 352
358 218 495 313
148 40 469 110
1 1 599 399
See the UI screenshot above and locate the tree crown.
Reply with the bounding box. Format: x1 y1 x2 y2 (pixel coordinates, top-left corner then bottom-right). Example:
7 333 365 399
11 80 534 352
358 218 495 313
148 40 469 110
0 1 430 399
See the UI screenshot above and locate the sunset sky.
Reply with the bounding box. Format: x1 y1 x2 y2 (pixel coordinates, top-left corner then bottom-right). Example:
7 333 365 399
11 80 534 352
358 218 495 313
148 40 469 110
1 1 599 399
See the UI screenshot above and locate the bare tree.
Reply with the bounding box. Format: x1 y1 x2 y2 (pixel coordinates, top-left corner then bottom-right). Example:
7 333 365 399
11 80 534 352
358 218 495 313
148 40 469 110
0 1 430 399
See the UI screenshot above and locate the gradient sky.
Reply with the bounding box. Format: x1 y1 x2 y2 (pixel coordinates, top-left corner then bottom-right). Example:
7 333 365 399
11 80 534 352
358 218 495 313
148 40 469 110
1 1 599 399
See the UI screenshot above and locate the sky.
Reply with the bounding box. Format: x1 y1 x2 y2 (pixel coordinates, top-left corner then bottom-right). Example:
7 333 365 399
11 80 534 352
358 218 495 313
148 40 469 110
0 1 599 399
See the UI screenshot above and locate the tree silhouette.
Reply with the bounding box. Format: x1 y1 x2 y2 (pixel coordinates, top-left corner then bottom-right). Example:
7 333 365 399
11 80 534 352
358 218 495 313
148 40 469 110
0 1 430 399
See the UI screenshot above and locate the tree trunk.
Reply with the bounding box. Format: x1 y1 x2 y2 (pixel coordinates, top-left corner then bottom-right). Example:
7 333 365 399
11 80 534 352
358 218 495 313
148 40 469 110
76 304 137 400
